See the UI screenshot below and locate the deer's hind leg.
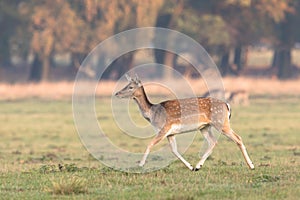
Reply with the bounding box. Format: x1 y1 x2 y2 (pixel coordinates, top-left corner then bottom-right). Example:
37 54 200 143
195 126 217 171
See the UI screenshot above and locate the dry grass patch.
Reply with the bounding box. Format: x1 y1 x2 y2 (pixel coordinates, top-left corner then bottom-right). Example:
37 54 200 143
45 175 88 195
0 77 300 100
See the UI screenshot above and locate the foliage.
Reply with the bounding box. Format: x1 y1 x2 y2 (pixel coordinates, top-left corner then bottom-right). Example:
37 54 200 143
29 0 85 58
0 0 23 65
177 10 231 47
1 0 300 79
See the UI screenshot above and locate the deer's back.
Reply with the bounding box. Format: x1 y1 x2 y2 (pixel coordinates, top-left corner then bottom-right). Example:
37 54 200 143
160 97 229 125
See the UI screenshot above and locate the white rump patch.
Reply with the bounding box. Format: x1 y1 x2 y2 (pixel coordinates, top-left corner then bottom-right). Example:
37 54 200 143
226 103 231 119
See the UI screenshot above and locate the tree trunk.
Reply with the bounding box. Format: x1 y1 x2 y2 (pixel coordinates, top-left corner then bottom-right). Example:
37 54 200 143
220 51 230 76
275 11 294 79
163 51 175 80
29 55 43 82
154 49 165 65
234 46 243 73
41 57 50 81
154 0 184 79
29 54 51 82
70 53 86 70
277 48 293 79
272 50 280 68
0 36 12 67
154 14 172 77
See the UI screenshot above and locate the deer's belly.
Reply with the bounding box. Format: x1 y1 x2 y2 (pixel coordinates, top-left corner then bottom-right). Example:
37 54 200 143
171 122 208 134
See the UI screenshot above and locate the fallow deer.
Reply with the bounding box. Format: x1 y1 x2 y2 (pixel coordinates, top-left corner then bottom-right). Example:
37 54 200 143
228 90 249 106
203 89 250 106
115 75 254 171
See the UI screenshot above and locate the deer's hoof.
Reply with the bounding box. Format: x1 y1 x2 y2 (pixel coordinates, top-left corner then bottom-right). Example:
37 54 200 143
193 167 200 171
249 163 255 170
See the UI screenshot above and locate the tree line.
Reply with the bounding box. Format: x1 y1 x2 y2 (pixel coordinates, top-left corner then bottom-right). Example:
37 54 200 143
0 0 299 81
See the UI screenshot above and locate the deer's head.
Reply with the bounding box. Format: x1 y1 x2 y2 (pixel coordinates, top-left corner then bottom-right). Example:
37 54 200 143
115 74 142 98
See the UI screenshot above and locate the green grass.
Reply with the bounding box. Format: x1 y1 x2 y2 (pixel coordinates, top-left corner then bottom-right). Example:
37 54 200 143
0 97 299 199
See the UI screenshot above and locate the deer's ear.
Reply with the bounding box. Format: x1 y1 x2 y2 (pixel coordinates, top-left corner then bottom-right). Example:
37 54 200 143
134 74 139 80
134 74 142 86
137 80 142 87
125 74 132 82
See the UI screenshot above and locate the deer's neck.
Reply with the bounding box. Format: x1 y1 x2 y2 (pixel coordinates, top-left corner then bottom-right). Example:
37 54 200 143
133 87 153 121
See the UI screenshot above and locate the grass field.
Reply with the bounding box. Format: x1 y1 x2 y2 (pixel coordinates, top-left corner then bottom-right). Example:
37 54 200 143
0 96 299 199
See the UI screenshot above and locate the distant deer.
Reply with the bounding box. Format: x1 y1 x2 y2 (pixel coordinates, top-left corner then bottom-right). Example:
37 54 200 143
228 90 249 106
202 89 232 101
115 75 254 171
203 89 249 106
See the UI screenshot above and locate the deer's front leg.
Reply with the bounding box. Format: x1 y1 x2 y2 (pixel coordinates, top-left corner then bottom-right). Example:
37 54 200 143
167 135 194 171
139 132 165 167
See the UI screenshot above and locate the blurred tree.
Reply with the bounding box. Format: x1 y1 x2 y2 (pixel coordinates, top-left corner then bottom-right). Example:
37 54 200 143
154 0 239 77
196 0 291 75
134 0 164 27
154 0 258 77
226 0 294 78
154 0 184 79
74 0 135 79
268 0 299 79
176 6 232 75
0 0 23 67
154 0 296 78
217 1 273 75
26 0 85 81
3 0 297 81
70 0 163 79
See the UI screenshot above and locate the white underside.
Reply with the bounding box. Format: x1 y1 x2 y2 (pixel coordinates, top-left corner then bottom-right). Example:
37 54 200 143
167 123 208 135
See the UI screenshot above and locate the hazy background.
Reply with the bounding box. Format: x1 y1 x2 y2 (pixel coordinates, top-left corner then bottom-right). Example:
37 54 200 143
0 0 300 95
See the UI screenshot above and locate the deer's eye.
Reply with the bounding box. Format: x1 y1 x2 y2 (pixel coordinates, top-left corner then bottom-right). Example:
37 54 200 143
129 86 134 90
